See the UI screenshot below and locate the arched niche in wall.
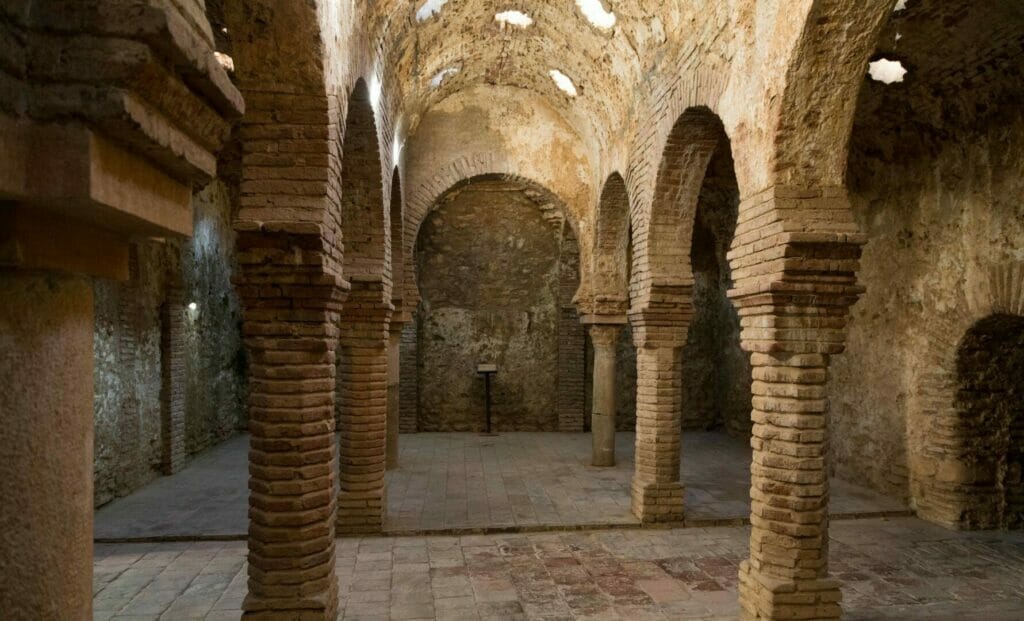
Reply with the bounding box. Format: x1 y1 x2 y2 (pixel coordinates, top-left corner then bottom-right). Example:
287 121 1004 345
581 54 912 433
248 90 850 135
413 174 583 432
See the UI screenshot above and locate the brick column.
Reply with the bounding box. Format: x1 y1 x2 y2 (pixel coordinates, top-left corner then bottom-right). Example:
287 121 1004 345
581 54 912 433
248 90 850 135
237 272 344 620
629 321 688 522
160 285 186 475
728 187 865 621
336 298 392 534
386 318 406 470
398 317 419 433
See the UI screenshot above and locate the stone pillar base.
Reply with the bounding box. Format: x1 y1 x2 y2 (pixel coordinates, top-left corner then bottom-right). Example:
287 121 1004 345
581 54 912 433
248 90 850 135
630 480 684 522
242 587 338 620
738 561 841 621
337 490 385 535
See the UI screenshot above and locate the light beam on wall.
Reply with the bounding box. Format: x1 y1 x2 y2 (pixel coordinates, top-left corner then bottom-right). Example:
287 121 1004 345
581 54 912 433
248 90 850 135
430 66 460 89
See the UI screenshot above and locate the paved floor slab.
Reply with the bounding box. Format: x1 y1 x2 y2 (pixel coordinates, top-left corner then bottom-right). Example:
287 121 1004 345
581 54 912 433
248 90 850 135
92 517 1024 620
95 432 908 540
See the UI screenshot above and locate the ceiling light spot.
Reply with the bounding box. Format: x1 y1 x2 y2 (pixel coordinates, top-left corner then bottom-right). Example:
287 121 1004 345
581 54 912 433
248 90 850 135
495 10 533 28
868 58 907 84
549 69 577 97
430 66 460 89
416 0 448 22
894 0 908 11
576 0 616 30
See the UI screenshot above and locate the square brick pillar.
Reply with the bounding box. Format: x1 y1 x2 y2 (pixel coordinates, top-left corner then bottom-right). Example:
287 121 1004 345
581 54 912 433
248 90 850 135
160 286 186 475
238 276 344 620
629 323 688 522
727 187 866 621
336 306 392 535
386 318 406 470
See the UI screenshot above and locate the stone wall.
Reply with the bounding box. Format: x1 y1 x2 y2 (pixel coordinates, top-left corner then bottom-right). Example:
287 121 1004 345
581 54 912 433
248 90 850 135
416 179 580 432
830 62 1024 503
93 179 246 507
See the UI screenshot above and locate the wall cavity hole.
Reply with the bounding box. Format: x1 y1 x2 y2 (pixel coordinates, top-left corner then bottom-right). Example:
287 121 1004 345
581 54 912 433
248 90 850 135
495 10 533 28
416 0 448 22
894 0 908 11
576 0 616 30
868 58 907 84
549 69 578 96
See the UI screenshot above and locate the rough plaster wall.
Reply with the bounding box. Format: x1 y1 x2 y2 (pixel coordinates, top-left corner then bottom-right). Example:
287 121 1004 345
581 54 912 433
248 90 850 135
416 181 573 431
93 179 246 507
831 103 1024 501
181 180 247 456
94 243 170 507
680 145 749 436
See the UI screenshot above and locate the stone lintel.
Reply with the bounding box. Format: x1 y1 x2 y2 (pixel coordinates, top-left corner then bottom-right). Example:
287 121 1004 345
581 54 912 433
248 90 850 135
0 116 193 239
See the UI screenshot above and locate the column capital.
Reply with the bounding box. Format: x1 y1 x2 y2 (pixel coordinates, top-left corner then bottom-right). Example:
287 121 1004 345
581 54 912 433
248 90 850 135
580 313 628 326
588 323 622 347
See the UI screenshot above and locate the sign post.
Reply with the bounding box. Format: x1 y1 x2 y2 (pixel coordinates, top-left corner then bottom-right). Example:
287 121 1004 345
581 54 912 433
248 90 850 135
476 363 498 435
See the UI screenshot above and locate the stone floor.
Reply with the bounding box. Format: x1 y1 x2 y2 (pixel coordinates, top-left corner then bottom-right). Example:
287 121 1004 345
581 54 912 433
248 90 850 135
95 432 908 540
92 517 1024 620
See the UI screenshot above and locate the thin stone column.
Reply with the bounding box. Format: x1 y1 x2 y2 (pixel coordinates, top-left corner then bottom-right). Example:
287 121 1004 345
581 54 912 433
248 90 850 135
386 320 403 470
337 307 392 534
588 322 623 466
630 324 687 522
0 271 94 619
240 277 344 619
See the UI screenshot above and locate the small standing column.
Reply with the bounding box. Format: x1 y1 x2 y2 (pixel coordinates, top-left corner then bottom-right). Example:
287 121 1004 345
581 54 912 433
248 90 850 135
386 320 404 470
586 320 624 466
337 305 392 534
630 323 687 522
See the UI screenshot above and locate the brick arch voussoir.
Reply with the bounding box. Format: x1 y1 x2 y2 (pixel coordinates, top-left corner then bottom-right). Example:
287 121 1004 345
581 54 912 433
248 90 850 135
773 0 891 190
626 105 729 329
586 171 631 317
340 77 392 307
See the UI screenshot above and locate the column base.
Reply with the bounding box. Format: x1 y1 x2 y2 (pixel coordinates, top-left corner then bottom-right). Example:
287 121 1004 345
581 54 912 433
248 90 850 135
336 489 385 535
738 561 842 621
630 480 684 522
242 587 338 620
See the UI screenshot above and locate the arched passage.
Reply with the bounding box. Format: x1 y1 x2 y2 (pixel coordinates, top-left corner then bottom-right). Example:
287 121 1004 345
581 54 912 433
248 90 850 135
412 174 583 433
628 106 731 524
336 78 393 535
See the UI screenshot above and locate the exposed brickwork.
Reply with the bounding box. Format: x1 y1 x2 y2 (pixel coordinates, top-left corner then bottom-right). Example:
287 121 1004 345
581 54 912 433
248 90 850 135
398 316 419 433
159 286 186 475
557 224 585 432
727 186 866 621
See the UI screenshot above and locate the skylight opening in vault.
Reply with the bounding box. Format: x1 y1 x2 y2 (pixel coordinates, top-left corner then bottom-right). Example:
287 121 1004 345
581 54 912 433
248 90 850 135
416 0 448 22
576 0 616 30
495 10 533 28
549 69 577 96
430 66 460 89
868 58 907 84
